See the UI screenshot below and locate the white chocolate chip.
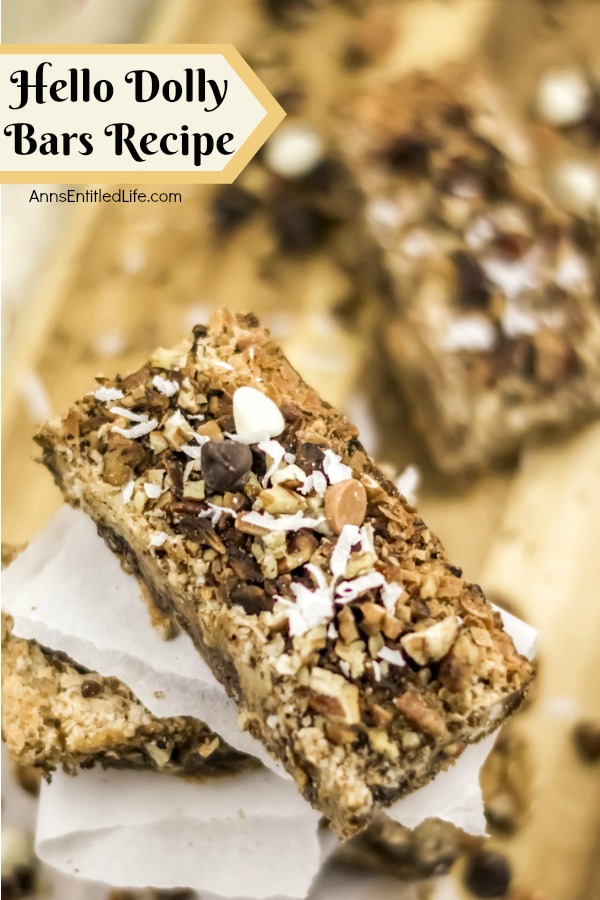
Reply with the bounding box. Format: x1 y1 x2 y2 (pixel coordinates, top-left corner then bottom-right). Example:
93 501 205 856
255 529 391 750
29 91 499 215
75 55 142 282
535 69 591 127
550 159 600 215
233 386 285 442
264 123 324 179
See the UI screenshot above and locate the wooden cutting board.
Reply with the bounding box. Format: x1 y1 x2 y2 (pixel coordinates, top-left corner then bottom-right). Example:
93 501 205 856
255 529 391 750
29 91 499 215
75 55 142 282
2 2 599 899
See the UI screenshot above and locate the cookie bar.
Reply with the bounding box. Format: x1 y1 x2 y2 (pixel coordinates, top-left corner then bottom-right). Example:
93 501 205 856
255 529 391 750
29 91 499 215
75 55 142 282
37 308 534 837
1 614 252 778
341 66 600 473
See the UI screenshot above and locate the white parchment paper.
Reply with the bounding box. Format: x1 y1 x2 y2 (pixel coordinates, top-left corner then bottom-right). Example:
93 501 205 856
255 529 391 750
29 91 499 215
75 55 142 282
36 766 327 899
2 507 537 895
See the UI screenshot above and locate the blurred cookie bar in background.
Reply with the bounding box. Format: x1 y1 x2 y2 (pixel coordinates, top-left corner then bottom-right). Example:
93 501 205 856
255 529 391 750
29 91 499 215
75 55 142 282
340 65 600 474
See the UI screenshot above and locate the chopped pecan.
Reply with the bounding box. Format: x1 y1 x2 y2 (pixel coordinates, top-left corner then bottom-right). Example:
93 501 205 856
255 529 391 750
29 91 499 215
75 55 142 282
338 606 360 644
164 457 184 497
229 584 273 615
102 433 147 486
394 692 446 737
79 414 109 436
228 547 264 584
259 485 306 515
401 616 458 665
120 365 151 392
308 667 360 725
278 531 318 573
357 601 386 636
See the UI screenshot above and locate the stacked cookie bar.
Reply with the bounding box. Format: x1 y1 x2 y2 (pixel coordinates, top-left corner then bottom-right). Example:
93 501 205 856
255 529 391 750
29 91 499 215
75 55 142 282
36 308 534 837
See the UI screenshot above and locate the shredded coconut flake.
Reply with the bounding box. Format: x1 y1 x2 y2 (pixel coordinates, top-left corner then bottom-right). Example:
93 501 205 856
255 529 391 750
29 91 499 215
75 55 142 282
144 482 162 499
279 581 335 637
327 622 338 640
335 571 385 604
258 440 287 487
90 386 124 403
149 531 168 548
152 375 179 397
300 470 328 497
330 525 360 581
359 523 375 555
122 480 135 503
378 646 406 667
322 449 353 485
181 444 203 459
110 406 149 423
482 247 543 300
112 419 157 440
239 511 325 532
395 464 421 506
198 503 238 526
442 315 496 352
555 251 589 290
381 581 404 614
210 358 234 370
371 660 382 682
305 563 329 592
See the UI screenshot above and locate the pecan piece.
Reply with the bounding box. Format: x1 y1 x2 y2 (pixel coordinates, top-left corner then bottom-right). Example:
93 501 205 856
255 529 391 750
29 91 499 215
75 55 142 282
394 692 446 737
229 584 273 615
102 433 147 486
278 530 318 573
308 667 360 725
400 616 458 665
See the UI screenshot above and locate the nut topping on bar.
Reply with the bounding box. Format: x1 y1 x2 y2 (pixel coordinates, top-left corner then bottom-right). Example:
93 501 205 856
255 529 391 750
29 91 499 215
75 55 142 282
36 309 534 837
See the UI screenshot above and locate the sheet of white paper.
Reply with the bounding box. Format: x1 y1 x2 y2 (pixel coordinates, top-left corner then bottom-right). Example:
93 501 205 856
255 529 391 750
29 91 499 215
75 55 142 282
1 506 283 774
36 766 327 899
3 505 538 875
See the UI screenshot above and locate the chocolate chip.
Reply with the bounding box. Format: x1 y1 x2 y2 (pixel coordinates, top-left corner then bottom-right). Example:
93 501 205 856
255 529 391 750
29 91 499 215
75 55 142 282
212 185 260 233
573 720 600 762
463 849 512 898
382 134 432 173
263 0 320 28
79 415 110 436
452 250 492 309
102 433 148 487
201 441 253 493
228 547 264 584
272 199 327 253
229 584 273 615
295 442 325 474
81 679 102 698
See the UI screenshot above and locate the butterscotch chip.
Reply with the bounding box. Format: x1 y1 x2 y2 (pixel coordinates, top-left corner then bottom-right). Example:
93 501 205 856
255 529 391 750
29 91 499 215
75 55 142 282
325 478 367 534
